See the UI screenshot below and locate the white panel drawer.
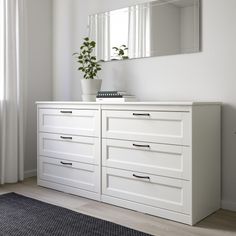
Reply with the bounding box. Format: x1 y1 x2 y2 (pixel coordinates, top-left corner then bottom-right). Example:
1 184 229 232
102 139 190 180
102 167 190 214
39 133 99 165
39 108 99 137
39 156 99 193
102 110 191 145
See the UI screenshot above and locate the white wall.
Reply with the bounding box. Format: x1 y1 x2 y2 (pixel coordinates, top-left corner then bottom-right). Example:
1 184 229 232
53 0 73 100
24 0 52 176
52 0 236 211
53 0 100 101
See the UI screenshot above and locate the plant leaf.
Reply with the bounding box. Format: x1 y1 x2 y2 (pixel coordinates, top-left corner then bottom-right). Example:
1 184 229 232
119 50 124 55
90 41 96 47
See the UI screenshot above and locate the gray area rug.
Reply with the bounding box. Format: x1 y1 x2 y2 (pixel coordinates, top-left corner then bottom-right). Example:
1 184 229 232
0 193 152 236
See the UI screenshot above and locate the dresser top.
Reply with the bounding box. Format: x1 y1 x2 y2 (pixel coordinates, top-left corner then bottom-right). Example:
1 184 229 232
36 101 221 106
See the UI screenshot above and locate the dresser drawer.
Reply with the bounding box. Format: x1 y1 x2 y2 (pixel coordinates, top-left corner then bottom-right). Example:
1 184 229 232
39 133 99 165
102 110 190 145
39 108 99 137
39 157 99 193
102 167 190 214
102 139 190 180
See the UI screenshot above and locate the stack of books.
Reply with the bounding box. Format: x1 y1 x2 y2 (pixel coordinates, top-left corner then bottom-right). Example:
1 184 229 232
96 91 136 102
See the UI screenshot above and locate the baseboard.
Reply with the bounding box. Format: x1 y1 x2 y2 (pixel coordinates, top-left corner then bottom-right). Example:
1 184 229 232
221 200 236 212
24 169 37 179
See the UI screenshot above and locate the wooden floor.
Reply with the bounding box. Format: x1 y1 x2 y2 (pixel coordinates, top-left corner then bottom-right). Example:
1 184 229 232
0 177 235 236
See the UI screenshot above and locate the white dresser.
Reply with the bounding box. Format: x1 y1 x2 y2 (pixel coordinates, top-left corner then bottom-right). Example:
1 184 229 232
37 102 221 225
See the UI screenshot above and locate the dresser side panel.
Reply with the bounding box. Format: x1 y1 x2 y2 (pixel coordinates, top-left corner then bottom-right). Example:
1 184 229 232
192 105 221 224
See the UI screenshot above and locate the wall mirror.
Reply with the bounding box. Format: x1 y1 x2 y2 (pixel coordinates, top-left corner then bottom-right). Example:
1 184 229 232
88 0 200 62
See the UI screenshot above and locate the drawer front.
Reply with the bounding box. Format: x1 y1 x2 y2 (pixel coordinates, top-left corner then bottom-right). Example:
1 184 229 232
39 157 99 193
102 110 191 146
102 167 190 214
102 139 190 180
39 108 99 137
39 133 99 165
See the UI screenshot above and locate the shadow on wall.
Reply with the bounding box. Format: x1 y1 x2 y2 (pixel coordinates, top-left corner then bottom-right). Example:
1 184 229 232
100 60 139 96
111 67 129 92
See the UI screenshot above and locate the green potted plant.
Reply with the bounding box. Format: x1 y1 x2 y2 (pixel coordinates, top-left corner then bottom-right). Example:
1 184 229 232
112 45 129 60
73 37 102 101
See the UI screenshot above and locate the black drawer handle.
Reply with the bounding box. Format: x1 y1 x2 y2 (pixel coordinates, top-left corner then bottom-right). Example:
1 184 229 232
133 174 150 180
60 136 72 140
133 144 150 148
133 113 150 117
60 161 72 166
60 110 72 114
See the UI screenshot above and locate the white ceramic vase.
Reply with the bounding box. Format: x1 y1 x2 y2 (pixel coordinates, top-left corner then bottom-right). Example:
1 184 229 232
81 79 102 102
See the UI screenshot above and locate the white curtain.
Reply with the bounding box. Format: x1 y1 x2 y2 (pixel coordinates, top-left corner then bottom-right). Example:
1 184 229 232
0 0 27 184
89 13 110 61
128 3 151 58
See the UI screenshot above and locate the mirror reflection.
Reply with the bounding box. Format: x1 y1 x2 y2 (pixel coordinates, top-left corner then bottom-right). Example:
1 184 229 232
88 0 200 62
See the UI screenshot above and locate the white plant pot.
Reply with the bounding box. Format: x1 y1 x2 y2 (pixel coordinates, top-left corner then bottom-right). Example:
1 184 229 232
81 79 102 102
